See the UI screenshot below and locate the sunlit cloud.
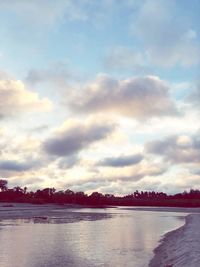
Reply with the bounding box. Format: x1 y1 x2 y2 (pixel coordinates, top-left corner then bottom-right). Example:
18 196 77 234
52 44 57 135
146 130 200 164
0 78 52 119
68 75 178 120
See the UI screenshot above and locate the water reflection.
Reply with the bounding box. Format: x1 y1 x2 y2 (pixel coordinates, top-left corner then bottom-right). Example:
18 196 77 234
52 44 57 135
0 207 187 267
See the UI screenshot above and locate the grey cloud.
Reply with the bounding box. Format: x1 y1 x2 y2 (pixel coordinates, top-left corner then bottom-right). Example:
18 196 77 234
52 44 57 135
98 153 144 167
68 75 178 119
26 63 73 88
43 120 115 157
104 46 151 73
146 132 200 164
0 70 13 80
188 81 200 109
0 159 39 172
30 125 49 133
191 169 200 176
58 155 79 169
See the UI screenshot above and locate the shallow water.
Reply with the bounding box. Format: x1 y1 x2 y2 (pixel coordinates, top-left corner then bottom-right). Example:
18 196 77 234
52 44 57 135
0 206 188 267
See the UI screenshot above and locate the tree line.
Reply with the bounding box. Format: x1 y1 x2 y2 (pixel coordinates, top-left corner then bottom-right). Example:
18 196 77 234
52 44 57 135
1 179 200 207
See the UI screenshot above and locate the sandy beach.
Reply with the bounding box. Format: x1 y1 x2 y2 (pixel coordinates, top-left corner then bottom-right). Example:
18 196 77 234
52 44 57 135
149 213 200 267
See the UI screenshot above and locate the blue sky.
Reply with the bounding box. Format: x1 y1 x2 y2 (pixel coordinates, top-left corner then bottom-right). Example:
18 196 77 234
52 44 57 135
0 0 200 194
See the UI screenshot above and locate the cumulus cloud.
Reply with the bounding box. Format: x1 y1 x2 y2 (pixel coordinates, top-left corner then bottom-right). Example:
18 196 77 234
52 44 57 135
98 153 144 167
43 118 116 157
132 0 200 67
146 132 200 164
0 78 52 119
68 74 178 119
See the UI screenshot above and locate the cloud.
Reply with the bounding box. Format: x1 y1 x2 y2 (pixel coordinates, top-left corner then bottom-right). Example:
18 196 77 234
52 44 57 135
0 159 39 172
98 153 144 167
0 133 47 177
62 160 167 194
0 1 87 25
115 162 167 182
132 0 200 67
43 118 116 157
29 125 49 133
0 0 124 26
26 63 73 88
146 131 200 164
188 80 200 108
68 74 178 119
8 176 45 189
57 155 79 169
0 78 52 119
104 46 150 73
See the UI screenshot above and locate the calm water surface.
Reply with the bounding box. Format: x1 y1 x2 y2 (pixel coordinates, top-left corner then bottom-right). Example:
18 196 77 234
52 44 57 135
0 207 187 267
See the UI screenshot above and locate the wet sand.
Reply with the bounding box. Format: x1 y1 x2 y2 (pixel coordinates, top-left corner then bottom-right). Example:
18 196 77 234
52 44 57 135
149 214 200 267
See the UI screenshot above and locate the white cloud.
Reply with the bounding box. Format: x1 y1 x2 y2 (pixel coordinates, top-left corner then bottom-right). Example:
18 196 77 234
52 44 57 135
146 130 200 164
0 78 52 118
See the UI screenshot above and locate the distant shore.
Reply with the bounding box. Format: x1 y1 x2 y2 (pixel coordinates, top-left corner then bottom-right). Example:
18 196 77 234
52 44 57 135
149 213 200 267
2 181 200 208
0 203 112 223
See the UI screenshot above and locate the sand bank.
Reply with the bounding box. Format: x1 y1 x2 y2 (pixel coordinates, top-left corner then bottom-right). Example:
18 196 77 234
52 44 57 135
149 214 200 267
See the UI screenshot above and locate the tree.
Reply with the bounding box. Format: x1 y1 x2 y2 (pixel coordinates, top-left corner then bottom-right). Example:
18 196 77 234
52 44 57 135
89 192 104 205
0 179 8 192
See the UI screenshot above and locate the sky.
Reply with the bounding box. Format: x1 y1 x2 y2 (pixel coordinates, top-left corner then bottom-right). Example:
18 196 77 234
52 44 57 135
0 0 200 195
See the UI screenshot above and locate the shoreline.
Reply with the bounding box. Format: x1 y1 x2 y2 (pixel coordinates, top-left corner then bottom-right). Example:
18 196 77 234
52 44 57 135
149 213 200 267
0 203 112 223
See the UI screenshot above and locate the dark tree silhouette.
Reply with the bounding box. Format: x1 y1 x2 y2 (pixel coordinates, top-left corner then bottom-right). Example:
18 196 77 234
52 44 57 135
0 179 8 192
1 179 200 207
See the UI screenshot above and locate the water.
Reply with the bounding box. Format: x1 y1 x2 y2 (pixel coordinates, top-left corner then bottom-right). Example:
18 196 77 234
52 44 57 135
0 206 188 267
